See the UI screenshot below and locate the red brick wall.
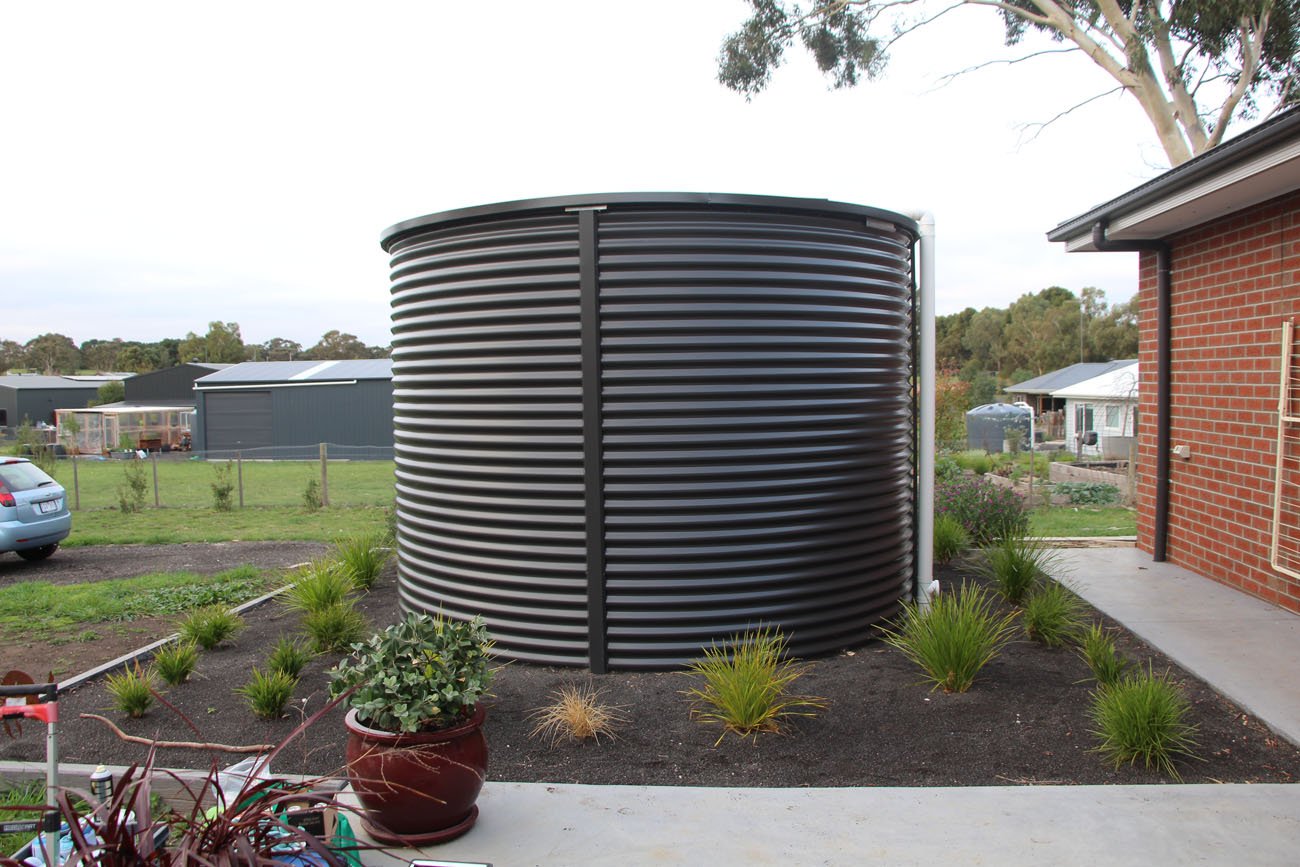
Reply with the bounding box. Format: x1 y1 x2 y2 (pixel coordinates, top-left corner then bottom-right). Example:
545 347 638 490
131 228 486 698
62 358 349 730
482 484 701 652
1134 189 1300 612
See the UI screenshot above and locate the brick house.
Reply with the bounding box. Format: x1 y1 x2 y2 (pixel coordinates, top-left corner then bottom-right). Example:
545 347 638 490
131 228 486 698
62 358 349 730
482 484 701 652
1049 107 1300 613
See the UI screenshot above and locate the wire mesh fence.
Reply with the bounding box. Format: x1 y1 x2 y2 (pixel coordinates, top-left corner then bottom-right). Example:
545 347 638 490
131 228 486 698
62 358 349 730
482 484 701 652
42 443 395 510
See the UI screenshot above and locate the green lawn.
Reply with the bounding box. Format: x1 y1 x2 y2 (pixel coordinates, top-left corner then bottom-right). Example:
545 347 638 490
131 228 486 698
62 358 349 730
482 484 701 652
47 457 395 510
66 504 389 545
1029 506 1137 537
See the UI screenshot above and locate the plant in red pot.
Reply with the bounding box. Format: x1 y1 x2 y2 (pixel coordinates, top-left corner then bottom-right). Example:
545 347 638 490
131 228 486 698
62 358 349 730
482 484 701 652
329 611 494 846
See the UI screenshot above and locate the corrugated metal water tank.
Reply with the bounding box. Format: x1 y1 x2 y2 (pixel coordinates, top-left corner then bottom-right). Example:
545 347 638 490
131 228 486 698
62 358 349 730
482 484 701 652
381 193 919 671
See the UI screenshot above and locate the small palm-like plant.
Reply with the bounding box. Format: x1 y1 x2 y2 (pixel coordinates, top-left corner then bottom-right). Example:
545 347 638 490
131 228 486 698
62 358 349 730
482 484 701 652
178 604 244 650
152 639 200 685
282 560 355 613
879 582 1020 693
933 513 970 565
1089 664 1201 779
106 663 156 718
236 667 298 720
267 635 314 679
1080 622 1129 686
684 626 828 744
333 532 392 590
528 683 628 746
975 534 1060 605
302 601 369 654
1021 580 1087 647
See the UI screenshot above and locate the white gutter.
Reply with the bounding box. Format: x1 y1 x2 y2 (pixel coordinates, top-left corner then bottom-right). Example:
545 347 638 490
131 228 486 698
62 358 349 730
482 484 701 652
910 211 936 609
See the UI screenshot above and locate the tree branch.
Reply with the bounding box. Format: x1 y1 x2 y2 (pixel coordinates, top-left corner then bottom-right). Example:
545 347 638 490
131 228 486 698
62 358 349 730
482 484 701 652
1207 13 1270 148
1014 86 1127 146
81 713 275 754
934 46 1078 89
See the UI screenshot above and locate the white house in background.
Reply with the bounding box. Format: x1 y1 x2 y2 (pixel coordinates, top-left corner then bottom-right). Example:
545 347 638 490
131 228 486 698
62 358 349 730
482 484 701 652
1052 361 1139 459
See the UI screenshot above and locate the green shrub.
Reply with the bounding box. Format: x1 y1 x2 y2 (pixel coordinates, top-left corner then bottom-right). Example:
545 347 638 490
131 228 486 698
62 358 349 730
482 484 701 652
1021 581 1087 647
211 461 235 511
879 583 1020 693
302 477 323 511
936 476 1028 545
933 513 970 564
282 560 355 613
935 456 962 483
267 636 314 679
329 611 494 733
302 601 369 654
237 667 298 720
953 450 994 475
152 639 199 685
1080 622 1129 686
975 534 1059 605
178 604 244 650
684 626 827 744
1089 665 1200 779
106 663 156 718
1054 481 1121 505
117 460 148 513
333 532 391 590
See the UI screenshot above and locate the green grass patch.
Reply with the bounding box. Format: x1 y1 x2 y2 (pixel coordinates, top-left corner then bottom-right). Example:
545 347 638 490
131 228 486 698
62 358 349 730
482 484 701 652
1089 665 1201 780
52 458 394 510
66 504 389 545
0 567 275 641
0 778 62 855
1029 506 1136 538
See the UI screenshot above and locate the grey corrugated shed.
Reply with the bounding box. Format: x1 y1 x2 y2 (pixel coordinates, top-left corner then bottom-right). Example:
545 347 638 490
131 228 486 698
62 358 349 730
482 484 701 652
194 359 392 386
1006 360 1137 395
0 375 110 390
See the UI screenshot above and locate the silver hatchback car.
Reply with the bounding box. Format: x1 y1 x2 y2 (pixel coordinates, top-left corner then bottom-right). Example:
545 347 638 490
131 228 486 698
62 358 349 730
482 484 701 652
0 457 72 561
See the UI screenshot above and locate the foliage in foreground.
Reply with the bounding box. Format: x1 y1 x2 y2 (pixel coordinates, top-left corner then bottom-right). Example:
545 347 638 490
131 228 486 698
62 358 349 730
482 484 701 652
879 583 1020 694
1089 665 1201 780
528 682 628 746
684 626 828 744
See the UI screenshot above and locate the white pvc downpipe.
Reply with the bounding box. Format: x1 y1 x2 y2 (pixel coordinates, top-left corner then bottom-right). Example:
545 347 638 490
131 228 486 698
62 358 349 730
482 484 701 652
912 212 936 609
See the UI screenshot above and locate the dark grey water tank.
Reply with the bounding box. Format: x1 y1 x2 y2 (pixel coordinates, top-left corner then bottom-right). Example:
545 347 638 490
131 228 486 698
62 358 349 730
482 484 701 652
381 193 919 671
965 403 1032 452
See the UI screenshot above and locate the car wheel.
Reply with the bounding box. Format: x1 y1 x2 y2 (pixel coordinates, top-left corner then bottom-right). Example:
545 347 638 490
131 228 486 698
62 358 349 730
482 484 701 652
15 544 58 562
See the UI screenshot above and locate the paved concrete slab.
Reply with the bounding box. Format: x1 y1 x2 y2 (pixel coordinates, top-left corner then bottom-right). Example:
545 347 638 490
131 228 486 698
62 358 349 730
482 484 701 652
360 782 1300 866
1053 548 1300 747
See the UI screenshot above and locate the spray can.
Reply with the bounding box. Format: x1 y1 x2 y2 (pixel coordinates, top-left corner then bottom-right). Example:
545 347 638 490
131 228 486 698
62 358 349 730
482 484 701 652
89 765 113 803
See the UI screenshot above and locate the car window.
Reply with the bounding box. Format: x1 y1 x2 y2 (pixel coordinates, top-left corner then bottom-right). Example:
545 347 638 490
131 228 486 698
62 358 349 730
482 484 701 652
0 461 58 492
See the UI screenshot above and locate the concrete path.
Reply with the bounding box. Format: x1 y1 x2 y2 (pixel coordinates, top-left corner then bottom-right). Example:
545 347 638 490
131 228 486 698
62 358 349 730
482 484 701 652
1053 547 1300 748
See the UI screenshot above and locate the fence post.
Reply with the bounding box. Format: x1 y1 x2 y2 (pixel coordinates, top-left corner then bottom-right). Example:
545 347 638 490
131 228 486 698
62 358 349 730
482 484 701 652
151 451 160 507
320 443 330 506
237 451 244 509
71 453 80 511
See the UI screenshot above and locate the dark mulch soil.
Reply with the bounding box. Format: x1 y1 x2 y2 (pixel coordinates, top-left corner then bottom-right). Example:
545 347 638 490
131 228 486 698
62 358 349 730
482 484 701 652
2 544 1299 787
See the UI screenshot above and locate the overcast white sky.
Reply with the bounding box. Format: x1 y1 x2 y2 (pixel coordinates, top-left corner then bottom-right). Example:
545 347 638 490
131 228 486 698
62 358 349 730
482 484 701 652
1 1 1183 351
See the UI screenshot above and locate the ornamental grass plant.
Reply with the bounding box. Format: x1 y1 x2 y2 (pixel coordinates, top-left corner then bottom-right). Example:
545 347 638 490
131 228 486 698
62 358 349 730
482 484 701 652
1089 664 1201 780
178 604 244 650
528 682 628 745
267 635 315 679
281 560 355 613
302 601 369 654
1021 580 1087 647
933 513 970 564
975 533 1060 605
332 532 391 591
236 667 298 720
152 639 199 685
879 583 1020 694
684 626 828 744
106 663 156 718
1080 622 1130 686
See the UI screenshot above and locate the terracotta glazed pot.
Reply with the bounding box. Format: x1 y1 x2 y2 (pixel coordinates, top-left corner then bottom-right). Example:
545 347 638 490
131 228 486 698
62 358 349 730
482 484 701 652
343 704 488 846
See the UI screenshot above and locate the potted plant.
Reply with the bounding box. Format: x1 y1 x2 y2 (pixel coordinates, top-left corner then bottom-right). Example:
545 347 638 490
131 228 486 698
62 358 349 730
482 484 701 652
328 611 494 846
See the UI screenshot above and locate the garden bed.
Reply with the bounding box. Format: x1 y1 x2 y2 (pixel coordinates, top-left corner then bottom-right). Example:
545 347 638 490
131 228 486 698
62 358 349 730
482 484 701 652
2 550 1298 788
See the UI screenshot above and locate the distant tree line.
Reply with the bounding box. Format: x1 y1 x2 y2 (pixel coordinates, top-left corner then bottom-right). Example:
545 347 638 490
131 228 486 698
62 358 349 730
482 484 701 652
0 322 390 375
937 286 1137 408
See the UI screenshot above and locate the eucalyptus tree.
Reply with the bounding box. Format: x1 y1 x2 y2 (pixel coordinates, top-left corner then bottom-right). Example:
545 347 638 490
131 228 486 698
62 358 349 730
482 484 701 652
718 1 1299 165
